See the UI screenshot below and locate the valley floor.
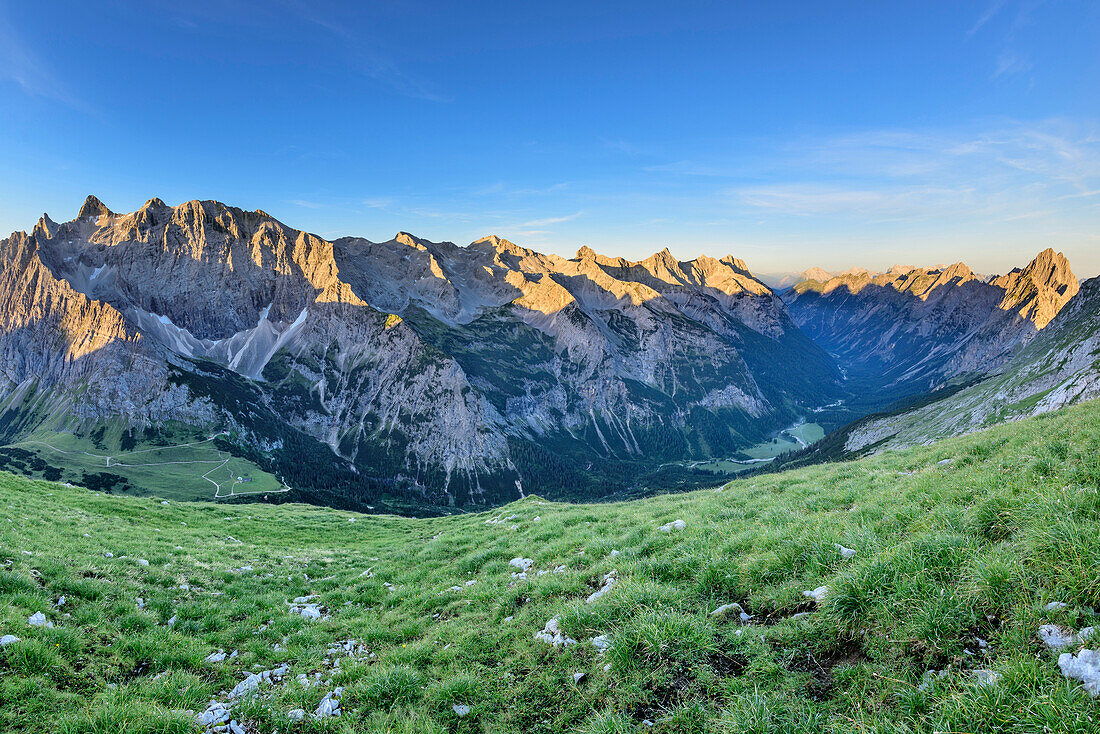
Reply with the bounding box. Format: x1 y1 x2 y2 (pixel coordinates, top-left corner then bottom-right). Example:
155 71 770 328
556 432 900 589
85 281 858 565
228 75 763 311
2 402 1100 732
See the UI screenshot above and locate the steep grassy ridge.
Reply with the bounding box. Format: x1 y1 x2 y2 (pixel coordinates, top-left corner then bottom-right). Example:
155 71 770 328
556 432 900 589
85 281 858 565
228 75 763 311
2 401 1100 732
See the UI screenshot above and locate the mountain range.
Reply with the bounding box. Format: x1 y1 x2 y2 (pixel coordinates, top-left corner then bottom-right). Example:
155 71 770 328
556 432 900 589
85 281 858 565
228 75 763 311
0 195 1089 513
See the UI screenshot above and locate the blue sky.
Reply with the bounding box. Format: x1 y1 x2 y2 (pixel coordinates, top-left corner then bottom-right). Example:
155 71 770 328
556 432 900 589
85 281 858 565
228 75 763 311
1 0 1098 276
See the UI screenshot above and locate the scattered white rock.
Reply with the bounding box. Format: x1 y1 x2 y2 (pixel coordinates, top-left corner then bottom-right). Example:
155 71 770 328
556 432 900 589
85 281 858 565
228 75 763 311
510 557 534 572
195 700 231 727
27 612 52 628
1059 648 1100 696
136 558 150 567
936 459 953 466
228 664 288 699
136 597 145 610
1046 601 1068 612
452 704 471 717
710 602 751 622
0 635 20 646
918 669 949 691
609 550 620 558
591 635 612 653
534 618 577 647
287 596 327 620
659 519 686 533
969 669 1001 687
803 586 829 603
1039 624 1094 650
502 616 514 623
834 544 857 559
287 709 306 721
205 650 227 663
573 672 586 683
167 615 178 628
586 571 617 603
55 596 66 607
229 673 263 699
313 686 343 719
104 552 114 558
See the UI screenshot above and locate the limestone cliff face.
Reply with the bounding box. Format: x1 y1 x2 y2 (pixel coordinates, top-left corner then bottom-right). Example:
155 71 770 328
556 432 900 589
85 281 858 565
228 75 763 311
782 250 1078 398
0 225 185 430
0 196 841 507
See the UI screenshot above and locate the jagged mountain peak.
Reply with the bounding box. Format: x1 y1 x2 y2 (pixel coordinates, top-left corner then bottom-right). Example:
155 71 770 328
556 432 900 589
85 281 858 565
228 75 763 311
718 254 751 275
34 213 58 238
939 261 973 280
78 195 113 220
992 248 1079 328
394 231 428 249
801 266 833 281
470 234 532 259
646 246 679 267
1022 247 1075 288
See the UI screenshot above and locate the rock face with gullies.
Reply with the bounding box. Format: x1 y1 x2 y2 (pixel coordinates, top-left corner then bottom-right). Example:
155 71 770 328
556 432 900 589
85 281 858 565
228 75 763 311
0 195 841 509
782 250 1078 401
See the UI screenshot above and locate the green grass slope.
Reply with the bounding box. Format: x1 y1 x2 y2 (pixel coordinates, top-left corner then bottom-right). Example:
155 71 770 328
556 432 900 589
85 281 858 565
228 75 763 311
2 401 1100 733
1 427 285 501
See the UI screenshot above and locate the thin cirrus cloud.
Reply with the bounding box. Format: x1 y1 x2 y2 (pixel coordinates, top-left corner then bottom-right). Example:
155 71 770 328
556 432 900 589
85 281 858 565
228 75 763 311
731 185 977 220
0 10 93 114
278 0 452 103
651 120 1100 225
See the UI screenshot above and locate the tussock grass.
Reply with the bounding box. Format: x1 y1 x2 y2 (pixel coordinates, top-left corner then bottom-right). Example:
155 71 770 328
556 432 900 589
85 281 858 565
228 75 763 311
2 401 1100 731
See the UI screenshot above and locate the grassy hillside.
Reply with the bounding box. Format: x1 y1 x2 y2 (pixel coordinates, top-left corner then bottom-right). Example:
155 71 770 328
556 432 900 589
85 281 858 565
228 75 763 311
2 401 1100 733
0 426 285 501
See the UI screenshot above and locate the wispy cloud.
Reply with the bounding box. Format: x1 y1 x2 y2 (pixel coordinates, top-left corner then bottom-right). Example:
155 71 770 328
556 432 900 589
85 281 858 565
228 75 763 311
287 199 325 209
0 8 92 113
691 119 1100 226
513 212 583 228
968 0 1008 36
733 184 974 219
278 0 451 103
993 50 1033 78
470 181 570 197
